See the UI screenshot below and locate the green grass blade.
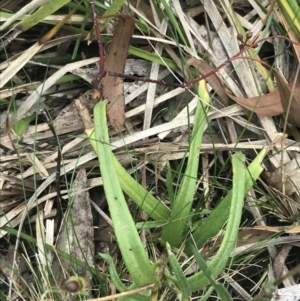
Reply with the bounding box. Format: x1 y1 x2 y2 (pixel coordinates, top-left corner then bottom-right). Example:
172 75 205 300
191 245 233 301
159 0 187 46
286 0 300 24
16 0 72 32
100 253 127 292
161 80 210 247
128 46 179 71
277 0 300 40
86 101 159 289
2 226 100 278
198 286 214 301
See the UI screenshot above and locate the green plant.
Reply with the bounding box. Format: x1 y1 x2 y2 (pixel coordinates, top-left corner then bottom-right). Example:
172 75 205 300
1 0 298 299
85 80 269 297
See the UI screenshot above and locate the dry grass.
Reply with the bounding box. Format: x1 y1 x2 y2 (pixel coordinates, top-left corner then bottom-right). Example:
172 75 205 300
1 0 300 300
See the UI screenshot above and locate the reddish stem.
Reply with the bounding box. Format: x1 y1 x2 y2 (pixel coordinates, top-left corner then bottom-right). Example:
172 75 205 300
107 40 257 88
89 5 295 91
90 0 106 89
108 35 295 88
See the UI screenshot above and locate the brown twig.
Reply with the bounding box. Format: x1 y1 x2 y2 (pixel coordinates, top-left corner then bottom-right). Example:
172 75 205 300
6 96 19 155
88 0 299 93
90 0 107 89
41 109 63 226
107 35 299 89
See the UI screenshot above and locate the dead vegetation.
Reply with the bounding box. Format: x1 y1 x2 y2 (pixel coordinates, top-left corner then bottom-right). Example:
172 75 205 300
1 0 300 300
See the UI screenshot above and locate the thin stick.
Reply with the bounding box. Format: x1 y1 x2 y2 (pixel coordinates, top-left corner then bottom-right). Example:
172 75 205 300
85 283 155 301
41 109 63 225
90 0 106 88
109 35 298 88
6 96 19 155
108 43 250 88
88 1 296 91
107 36 260 88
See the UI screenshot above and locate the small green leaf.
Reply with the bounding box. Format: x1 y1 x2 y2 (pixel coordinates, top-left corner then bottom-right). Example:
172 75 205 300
191 245 233 301
100 253 127 292
12 115 35 137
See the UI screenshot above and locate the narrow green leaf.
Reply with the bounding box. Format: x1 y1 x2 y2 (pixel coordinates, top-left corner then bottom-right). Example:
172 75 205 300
2 226 99 278
112 155 170 221
159 0 187 46
198 286 214 301
191 245 232 301
16 0 72 32
277 0 300 40
161 80 210 247
87 130 170 221
286 0 300 24
128 47 179 71
100 253 127 292
87 101 159 289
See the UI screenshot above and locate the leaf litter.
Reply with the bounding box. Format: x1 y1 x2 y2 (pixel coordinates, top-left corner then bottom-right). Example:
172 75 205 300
1 0 300 299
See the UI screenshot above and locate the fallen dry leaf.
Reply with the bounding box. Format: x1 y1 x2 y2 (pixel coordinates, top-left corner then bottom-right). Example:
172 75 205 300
187 58 229 106
252 225 300 234
263 158 300 196
228 68 300 119
102 15 135 132
200 227 273 256
237 227 273 247
188 58 285 115
273 68 300 127
226 88 284 116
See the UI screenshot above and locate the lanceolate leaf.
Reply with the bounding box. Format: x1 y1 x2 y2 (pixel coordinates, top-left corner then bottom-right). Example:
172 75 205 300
87 101 159 290
226 88 284 116
161 79 210 247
